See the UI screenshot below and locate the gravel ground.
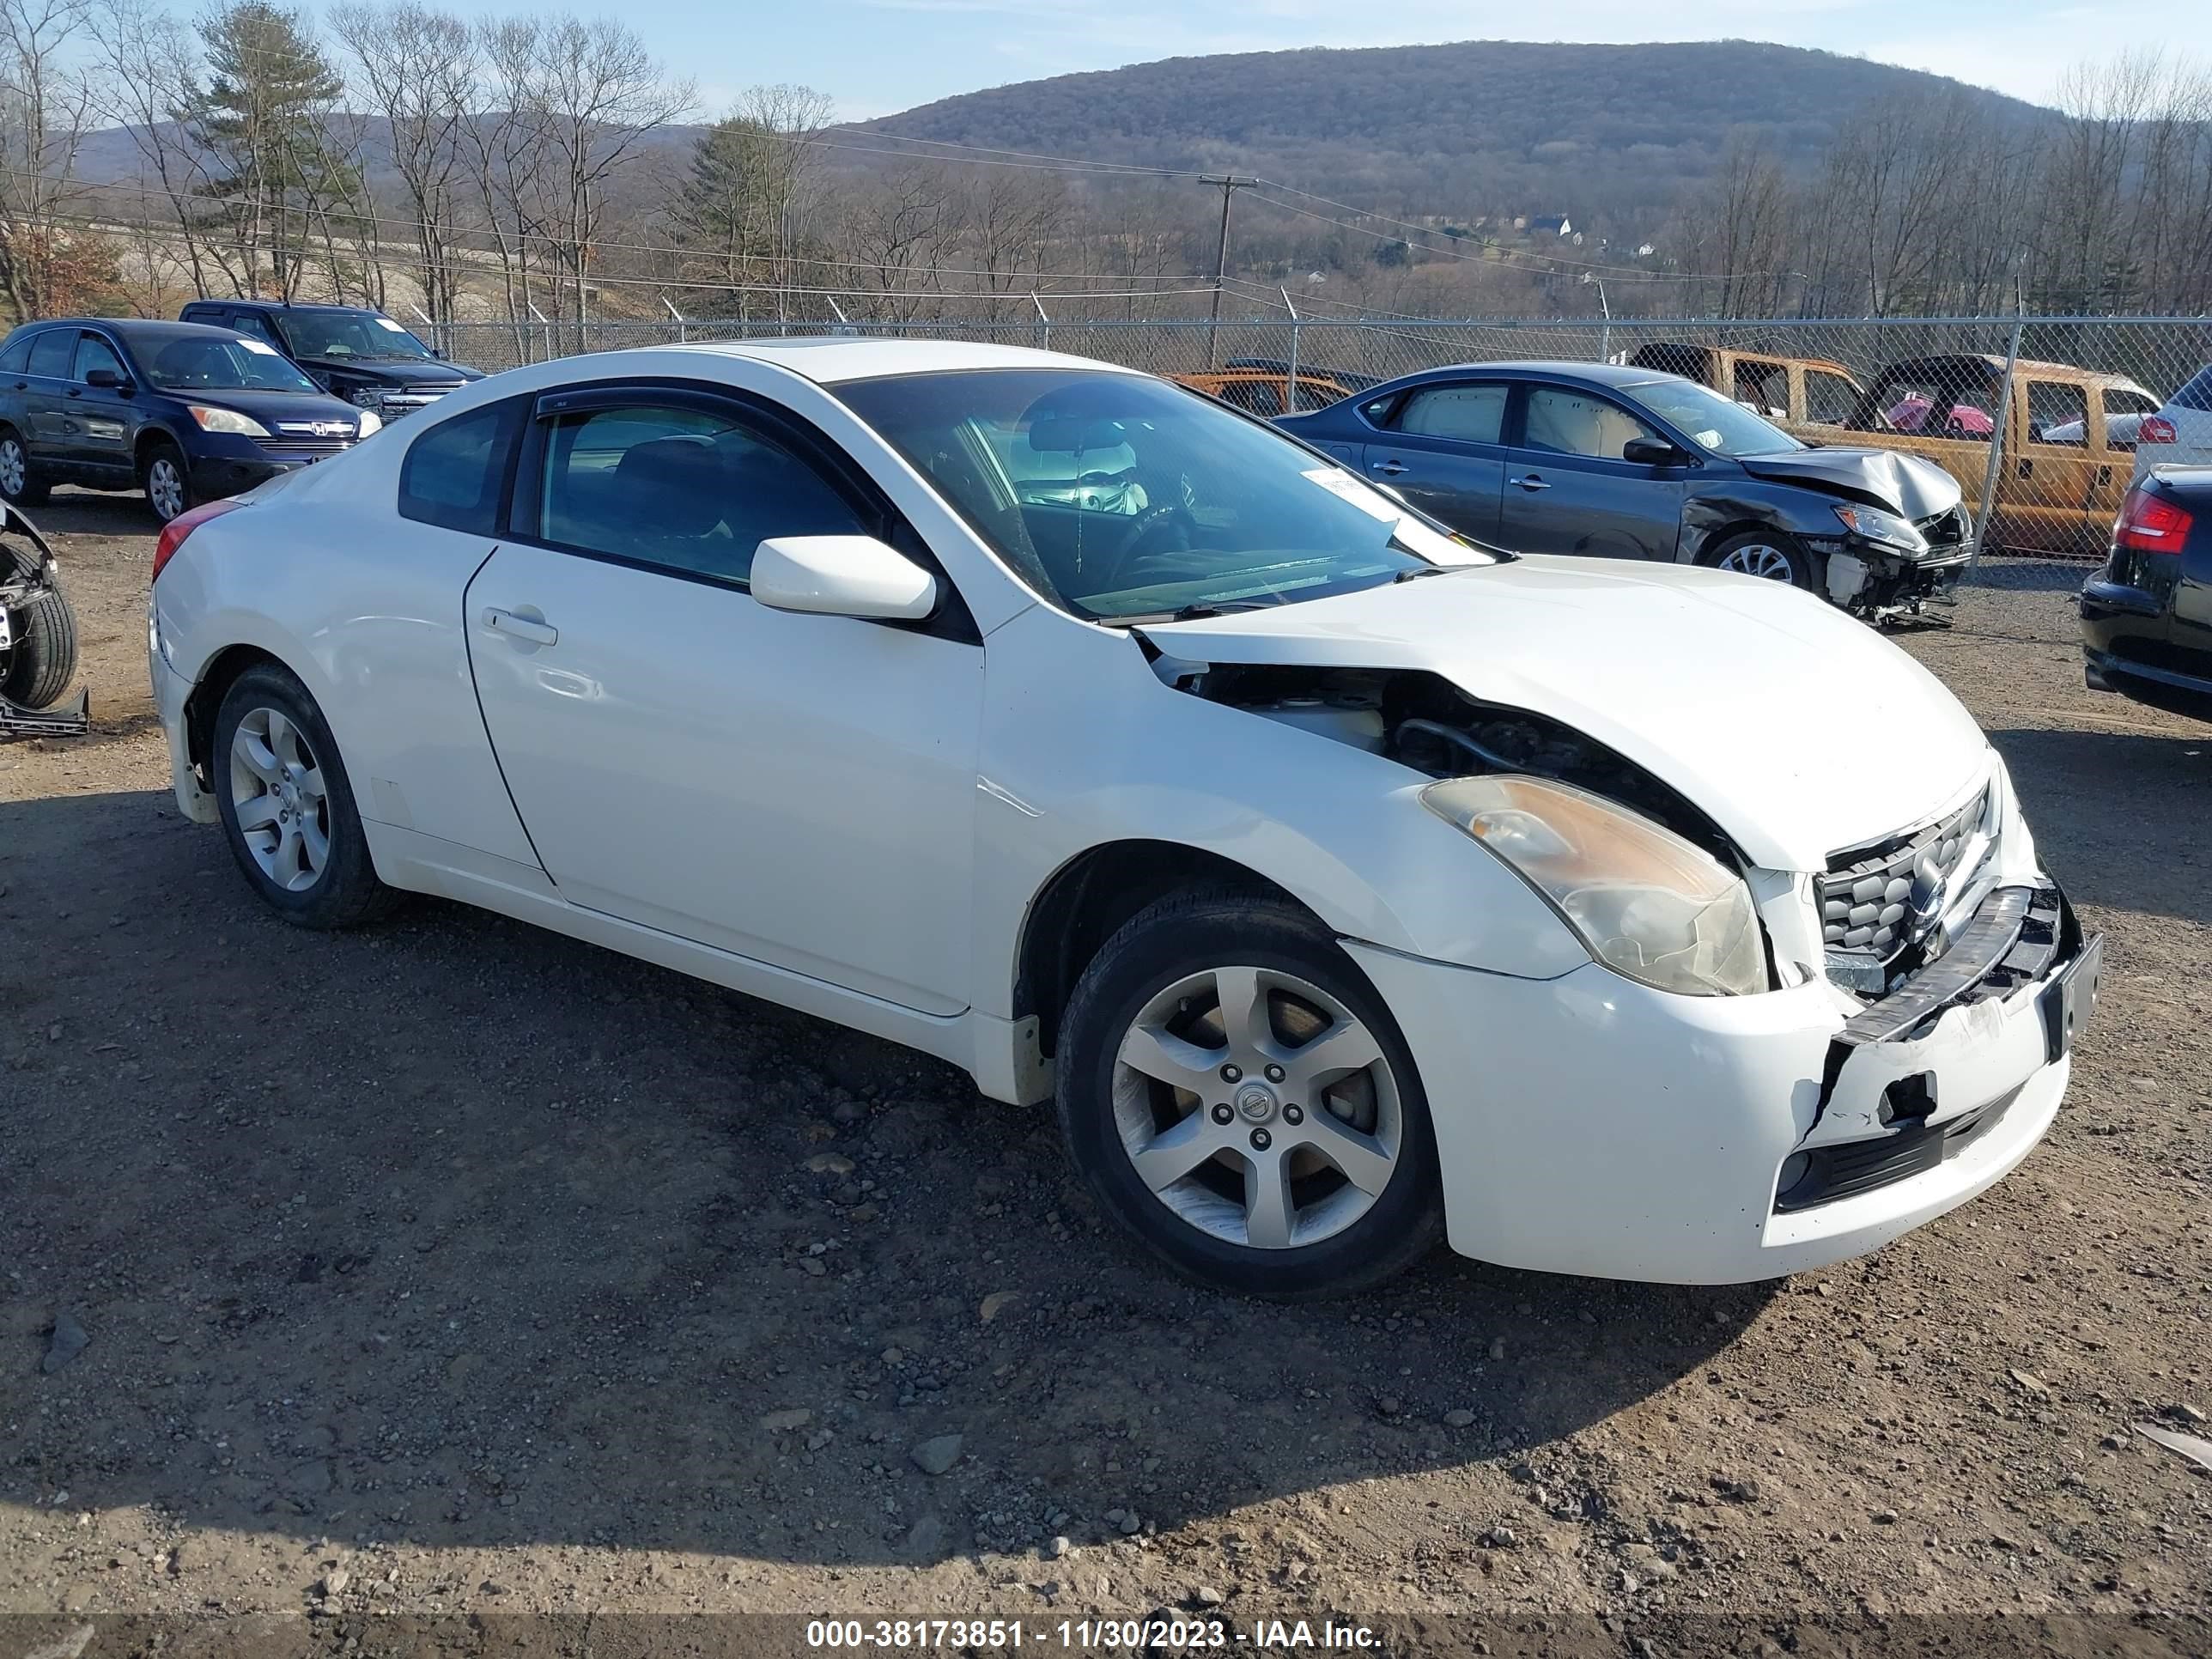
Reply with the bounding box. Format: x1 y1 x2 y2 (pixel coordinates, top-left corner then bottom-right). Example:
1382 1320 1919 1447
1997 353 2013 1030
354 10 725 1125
3 499 2208 1656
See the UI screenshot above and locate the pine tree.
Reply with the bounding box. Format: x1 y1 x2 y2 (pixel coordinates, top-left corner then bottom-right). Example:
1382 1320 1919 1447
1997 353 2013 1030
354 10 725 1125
177 2 352 297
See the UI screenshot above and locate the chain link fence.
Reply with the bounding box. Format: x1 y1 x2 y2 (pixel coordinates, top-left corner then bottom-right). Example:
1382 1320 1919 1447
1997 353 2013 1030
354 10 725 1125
434 313 2212 580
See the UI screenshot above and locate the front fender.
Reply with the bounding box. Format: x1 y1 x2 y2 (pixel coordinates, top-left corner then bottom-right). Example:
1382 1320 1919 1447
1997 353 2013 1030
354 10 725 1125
970 605 1588 1020
1680 480 1840 562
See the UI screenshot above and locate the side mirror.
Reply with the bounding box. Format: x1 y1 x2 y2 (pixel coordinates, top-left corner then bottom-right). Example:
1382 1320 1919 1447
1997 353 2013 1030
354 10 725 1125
1622 436 1687 467
750 534 939 623
85 367 130 391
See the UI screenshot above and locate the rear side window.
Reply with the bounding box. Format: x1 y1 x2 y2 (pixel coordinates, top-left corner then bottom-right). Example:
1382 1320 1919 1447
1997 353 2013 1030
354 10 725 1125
2166 367 2212 413
27 331 72 378
0 334 30 374
398 397 525 536
1395 382 1508 444
1804 369 1858 424
232 313 280 345
2026 380 2087 446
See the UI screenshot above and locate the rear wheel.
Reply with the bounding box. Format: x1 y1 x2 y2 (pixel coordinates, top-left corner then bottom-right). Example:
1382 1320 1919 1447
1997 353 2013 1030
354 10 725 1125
0 544 77 708
1701 529 1819 590
1056 890 1443 1298
212 664 398 929
0 428 48 507
143 441 191 525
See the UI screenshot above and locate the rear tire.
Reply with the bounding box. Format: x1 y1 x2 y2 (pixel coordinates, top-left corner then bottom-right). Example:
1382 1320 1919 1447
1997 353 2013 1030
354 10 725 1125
211 664 399 929
0 428 49 507
0 544 76 709
142 441 191 525
1700 529 1820 590
1055 888 1443 1299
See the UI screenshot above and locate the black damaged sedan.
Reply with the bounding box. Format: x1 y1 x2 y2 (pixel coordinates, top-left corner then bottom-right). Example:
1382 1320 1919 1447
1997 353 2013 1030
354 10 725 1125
1276 360 1972 618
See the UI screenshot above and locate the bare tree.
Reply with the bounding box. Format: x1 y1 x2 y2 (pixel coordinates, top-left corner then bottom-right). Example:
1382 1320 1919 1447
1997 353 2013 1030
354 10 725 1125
331 0 478 324
91 0 228 294
843 161 952 322
531 13 690 343
0 0 104 319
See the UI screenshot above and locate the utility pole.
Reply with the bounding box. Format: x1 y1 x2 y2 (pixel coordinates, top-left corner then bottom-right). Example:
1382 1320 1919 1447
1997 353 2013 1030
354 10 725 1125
1202 174 1256 369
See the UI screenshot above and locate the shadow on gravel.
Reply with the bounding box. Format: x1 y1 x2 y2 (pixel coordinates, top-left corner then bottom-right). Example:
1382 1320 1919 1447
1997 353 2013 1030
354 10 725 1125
0 788 1755 1571
1962 559 2095 594
1988 723 2210 927
31 489 161 539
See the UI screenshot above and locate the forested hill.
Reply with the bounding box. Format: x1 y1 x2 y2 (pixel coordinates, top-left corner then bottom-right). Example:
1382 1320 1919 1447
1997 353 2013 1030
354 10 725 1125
861 40 2046 210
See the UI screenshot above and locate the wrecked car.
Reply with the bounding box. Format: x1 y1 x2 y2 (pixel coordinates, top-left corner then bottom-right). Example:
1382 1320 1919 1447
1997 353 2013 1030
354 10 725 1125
1800 354 2163 560
1278 361 1972 619
1 501 85 737
147 340 2097 1297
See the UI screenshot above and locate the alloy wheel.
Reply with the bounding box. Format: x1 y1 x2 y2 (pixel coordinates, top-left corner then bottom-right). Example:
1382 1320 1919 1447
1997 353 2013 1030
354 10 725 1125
1716 542 1795 580
0 438 24 497
228 705 331 891
1111 964 1403 1250
148 457 185 521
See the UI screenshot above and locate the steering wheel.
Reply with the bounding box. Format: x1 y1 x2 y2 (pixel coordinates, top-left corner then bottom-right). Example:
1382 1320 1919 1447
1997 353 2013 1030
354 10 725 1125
1104 501 1196 571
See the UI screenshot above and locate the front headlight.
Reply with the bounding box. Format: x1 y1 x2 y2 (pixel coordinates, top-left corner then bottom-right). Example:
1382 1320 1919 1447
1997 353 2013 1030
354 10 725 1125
355 407 382 437
1833 503 1927 553
1421 775 1767 996
187 404 269 436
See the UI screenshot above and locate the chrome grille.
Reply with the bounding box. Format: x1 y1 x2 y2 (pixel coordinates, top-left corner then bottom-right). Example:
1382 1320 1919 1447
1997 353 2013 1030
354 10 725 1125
1820 787 1989 960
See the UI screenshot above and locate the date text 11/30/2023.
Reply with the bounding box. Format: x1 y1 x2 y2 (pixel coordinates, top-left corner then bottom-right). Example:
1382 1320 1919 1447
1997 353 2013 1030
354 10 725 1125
805 1617 1382 1650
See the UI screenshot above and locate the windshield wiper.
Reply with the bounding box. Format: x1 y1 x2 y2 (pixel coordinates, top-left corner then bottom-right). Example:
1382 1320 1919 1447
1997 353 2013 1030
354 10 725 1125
1115 597 1286 624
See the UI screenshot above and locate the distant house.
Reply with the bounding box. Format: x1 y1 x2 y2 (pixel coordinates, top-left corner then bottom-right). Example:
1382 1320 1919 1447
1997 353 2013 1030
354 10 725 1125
1529 214 1573 238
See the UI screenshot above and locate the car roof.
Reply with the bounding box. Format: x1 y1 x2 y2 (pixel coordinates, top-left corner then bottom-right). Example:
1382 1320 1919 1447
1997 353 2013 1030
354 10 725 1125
186 300 385 314
27 317 252 342
655 337 1139 386
1376 359 1692 392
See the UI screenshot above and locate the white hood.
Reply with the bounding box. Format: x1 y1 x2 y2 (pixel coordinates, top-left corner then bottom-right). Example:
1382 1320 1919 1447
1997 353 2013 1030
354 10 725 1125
1140 556 1990 872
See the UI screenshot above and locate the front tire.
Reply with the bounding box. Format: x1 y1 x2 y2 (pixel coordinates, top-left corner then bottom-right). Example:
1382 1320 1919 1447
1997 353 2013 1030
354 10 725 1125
211 665 398 929
0 428 49 507
1056 890 1443 1298
1700 529 1820 590
0 544 77 709
143 441 191 525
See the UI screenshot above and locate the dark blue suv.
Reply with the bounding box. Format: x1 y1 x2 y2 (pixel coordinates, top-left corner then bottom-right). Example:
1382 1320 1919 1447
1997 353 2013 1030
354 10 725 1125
0 318 375 523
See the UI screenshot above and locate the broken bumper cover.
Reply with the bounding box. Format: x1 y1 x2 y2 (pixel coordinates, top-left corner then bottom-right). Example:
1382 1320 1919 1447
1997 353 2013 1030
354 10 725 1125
1342 884 2091 1285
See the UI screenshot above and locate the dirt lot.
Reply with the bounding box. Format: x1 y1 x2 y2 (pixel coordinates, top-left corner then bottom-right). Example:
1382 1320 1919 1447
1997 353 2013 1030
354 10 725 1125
3 499 2209 1656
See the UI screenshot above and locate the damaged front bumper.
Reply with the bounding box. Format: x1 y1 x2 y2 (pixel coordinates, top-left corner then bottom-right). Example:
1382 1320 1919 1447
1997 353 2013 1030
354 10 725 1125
1342 879 2094 1285
1819 537 1972 612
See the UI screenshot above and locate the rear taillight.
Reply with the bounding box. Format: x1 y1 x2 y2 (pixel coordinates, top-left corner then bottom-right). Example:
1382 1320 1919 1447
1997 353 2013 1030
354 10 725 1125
151 499 245 582
2139 414 2177 446
2113 484 2193 554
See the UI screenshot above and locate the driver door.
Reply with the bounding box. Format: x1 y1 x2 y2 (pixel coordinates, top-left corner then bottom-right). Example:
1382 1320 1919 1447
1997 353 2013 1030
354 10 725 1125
465 385 985 1014
1498 382 1683 561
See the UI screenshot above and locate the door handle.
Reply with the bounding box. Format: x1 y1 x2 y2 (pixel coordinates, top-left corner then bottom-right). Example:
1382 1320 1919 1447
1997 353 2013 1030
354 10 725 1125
1370 459 1408 477
1509 475 1552 491
482 607 557 647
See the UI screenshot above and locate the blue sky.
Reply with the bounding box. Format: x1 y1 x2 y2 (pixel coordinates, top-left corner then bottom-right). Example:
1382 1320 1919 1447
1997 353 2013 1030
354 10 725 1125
523 0 2138 120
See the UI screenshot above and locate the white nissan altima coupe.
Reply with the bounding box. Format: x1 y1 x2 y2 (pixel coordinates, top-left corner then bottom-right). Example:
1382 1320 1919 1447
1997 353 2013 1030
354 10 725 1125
148 339 2100 1297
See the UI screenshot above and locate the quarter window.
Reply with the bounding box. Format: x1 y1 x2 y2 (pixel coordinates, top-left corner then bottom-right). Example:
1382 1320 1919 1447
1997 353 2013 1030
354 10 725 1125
1522 386 1659 459
73 333 126 383
398 397 526 536
26 330 72 379
0 334 29 374
1394 382 1508 444
535 402 866 586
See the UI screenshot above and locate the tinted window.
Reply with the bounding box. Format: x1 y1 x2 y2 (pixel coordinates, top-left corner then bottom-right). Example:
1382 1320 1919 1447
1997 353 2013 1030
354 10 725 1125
536 403 865 586
2027 381 2087 447
74 333 126 383
398 397 525 536
283 310 438 362
27 331 72 379
231 313 280 345
1522 386 1661 459
0 334 32 374
1395 382 1507 444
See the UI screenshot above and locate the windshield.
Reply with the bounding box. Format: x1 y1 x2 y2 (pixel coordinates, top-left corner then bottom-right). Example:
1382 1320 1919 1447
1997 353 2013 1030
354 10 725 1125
143 335 319 393
282 311 439 362
836 368 1487 622
1630 378 1804 457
